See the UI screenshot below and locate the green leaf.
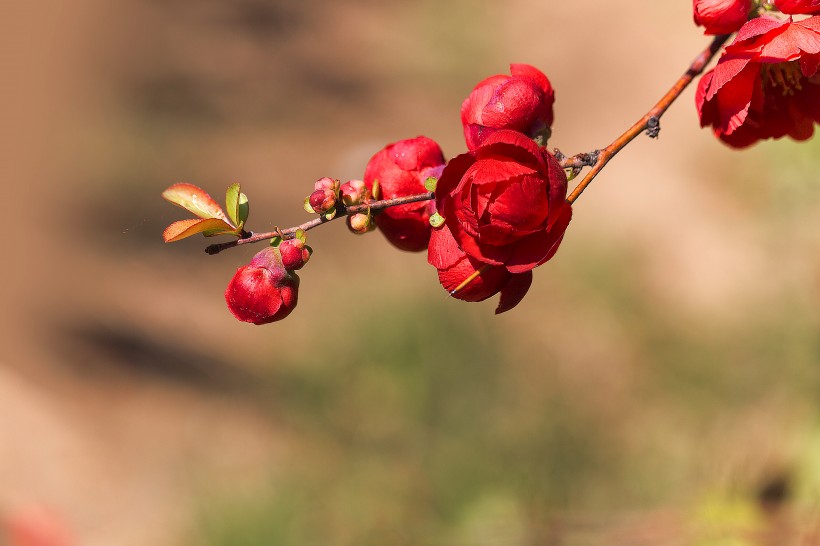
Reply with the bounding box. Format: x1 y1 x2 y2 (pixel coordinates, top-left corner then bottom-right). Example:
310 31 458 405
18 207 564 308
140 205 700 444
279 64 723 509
225 183 241 226
323 207 336 221
429 212 445 228
270 236 282 247
304 196 315 214
238 193 250 225
371 179 381 200
424 176 437 192
162 218 237 243
294 229 306 243
162 183 231 223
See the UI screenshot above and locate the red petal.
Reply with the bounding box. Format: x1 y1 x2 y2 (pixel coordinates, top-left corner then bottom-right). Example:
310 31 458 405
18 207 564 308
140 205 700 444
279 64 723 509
428 223 465 269
495 271 533 314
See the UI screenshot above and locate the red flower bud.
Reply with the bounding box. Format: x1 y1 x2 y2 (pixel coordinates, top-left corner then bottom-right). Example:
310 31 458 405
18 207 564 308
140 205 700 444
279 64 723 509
774 0 820 14
340 179 368 206
693 0 751 35
225 248 299 325
347 212 376 234
363 136 445 252
279 239 310 270
314 177 340 193
309 189 337 214
461 64 555 151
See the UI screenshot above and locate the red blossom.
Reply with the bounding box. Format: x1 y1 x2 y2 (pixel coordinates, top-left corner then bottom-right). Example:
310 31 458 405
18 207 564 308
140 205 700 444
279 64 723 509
693 0 752 35
363 136 446 252
696 16 820 147
774 0 820 15
225 248 299 324
428 130 571 312
461 64 555 151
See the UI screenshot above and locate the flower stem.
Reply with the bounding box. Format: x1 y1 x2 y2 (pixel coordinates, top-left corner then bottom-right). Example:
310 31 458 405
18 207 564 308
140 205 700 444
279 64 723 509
205 192 435 255
565 33 731 205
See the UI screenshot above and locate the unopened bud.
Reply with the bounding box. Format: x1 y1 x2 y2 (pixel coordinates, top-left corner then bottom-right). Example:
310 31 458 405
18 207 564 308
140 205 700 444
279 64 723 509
309 189 337 214
314 177 340 193
279 239 311 270
340 179 368 206
347 212 376 234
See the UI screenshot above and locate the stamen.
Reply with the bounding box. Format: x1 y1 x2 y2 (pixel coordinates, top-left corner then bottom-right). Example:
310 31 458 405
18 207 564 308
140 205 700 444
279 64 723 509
762 62 804 96
449 264 493 296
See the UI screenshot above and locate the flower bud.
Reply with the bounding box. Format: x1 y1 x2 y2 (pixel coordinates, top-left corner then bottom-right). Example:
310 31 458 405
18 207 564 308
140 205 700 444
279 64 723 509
340 179 368 206
225 247 299 325
461 64 555 151
347 212 376 234
279 239 310 270
773 0 820 14
314 177 340 193
363 136 445 251
309 189 337 214
692 0 751 35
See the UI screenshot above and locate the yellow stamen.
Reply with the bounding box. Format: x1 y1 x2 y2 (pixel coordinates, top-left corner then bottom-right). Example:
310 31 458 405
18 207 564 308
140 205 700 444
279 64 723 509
449 264 493 296
762 62 804 96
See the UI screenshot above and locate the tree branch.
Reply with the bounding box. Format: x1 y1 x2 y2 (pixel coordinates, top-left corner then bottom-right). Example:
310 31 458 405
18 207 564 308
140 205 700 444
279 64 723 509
205 192 435 255
565 33 731 204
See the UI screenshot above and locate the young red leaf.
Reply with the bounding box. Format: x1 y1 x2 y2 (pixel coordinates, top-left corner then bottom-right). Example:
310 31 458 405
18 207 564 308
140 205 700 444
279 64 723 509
162 183 232 223
163 218 237 243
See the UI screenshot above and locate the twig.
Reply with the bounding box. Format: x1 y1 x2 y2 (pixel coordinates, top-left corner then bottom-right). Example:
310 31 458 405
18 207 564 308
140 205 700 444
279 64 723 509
205 192 435 255
565 33 731 204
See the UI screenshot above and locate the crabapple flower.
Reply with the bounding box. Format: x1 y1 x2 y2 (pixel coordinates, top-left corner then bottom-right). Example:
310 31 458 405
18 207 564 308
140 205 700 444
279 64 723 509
774 0 820 15
428 130 572 312
696 16 820 147
461 63 555 151
225 247 299 324
693 0 752 35
363 136 445 252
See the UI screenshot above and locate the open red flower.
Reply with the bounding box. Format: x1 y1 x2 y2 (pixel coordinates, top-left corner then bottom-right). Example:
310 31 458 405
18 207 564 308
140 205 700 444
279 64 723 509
225 247 299 324
461 64 555 151
774 0 820 15
693 0 752 35
428 130 571 312
696 16 820 147
363 136 445 252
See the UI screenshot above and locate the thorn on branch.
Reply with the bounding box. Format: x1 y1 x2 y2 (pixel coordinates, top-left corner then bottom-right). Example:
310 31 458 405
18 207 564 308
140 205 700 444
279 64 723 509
646 116 660 138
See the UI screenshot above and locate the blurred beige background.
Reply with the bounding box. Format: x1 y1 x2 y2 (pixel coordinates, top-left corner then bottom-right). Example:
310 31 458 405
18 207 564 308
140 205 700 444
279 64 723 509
2 1 820 545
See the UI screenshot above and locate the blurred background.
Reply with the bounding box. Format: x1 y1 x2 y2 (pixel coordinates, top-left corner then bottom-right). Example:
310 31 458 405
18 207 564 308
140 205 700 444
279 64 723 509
2 0 820 544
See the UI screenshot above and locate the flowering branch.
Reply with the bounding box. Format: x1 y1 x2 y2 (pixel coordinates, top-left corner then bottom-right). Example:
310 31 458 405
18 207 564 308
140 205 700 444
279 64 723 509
564 33 731 204
204 191 435 255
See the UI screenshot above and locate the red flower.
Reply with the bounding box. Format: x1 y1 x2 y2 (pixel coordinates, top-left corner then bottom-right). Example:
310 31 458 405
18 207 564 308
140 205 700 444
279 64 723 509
696 16 820 148
693 0 752 35
428 130 572 312
363 136 446 252
225 247 299 324
774 0 820 15
461 64 555 151
428 224 534 314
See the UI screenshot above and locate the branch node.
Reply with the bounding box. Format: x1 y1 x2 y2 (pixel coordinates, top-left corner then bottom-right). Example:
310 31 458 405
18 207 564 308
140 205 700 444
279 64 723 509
646 116 661 139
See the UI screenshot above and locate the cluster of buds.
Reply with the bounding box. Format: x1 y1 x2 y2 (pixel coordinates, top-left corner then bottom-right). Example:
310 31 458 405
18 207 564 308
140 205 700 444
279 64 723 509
305 177 376 234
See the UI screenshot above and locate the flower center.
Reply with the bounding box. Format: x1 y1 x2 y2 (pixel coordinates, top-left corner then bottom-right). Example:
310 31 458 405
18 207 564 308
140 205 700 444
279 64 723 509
762 62 804 96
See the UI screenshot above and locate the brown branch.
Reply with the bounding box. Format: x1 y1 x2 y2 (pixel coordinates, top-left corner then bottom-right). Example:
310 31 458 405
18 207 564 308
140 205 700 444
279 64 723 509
565 33 731 204
205 191 435 255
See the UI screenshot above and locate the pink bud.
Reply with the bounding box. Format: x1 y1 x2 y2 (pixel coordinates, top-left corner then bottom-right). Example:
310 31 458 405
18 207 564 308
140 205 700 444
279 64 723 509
279 239 310 270
225 248 299 325
309 189 337 214
347 212 376 234
340 179 368 206
313 177 340 193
